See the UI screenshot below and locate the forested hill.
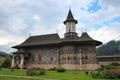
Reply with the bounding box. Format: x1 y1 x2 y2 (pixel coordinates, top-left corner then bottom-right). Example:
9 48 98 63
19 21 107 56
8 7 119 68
0 51 8 57
96 40 120 56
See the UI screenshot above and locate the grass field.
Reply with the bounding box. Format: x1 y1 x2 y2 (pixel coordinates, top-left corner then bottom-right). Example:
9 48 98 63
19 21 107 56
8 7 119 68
0 69 106 80
0 76 32 80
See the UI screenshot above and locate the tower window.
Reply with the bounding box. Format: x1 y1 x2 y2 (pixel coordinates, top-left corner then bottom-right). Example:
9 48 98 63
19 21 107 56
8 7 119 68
69 27 71 32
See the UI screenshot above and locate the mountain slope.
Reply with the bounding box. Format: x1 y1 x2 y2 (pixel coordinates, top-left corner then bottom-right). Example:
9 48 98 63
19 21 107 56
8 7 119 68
0 51 8 57
96 40 120 56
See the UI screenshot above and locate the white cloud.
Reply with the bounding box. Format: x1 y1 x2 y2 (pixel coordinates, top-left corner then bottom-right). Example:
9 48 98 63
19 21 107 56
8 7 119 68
30 22 57 36
57 24 66 38
0 29 25 53
99 0 120 8
0 43 17 53
89 26 120 43
70 0 94 9
0 29 24 45
33 14 41 21
7 18 28 33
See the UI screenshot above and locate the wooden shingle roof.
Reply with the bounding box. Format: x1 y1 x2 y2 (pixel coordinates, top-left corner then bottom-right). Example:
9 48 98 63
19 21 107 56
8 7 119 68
79 32 102 46
13 33 61 48
13 32 102 48
63 9 77 24
80 32 94 41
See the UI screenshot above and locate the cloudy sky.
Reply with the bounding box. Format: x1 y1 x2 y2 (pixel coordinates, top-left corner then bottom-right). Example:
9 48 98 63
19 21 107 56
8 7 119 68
0 0 120 53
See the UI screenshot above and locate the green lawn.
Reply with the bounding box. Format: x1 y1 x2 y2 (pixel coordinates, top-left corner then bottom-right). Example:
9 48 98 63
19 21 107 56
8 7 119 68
0 76 33 80
0 69 106 80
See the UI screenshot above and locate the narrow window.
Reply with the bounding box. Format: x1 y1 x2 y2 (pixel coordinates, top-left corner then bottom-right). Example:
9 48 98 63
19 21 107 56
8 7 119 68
85 56 88 60
51 57 53 61
32 55 34 62
39 54 41 61
68 56 70 60
74 56 76 60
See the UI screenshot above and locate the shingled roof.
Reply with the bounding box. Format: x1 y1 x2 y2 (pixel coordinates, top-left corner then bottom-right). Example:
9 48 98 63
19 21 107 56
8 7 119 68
13 33 61 48
79 32 102 46
63 9 77 24
80 32 94 41
13 32 102 48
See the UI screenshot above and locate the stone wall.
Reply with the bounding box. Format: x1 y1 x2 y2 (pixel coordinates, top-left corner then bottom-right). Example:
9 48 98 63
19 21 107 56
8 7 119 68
26 47 59 66
98 61 120 66
12 43 99 70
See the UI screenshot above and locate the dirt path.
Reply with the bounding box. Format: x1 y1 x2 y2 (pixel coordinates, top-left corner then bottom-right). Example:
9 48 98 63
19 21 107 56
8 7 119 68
0 74 58 80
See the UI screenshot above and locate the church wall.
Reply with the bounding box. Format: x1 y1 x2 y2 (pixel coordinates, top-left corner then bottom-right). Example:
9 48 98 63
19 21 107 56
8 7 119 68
60 45 80 65
82 64 100 70
12 44 100 70
26 47 59 69
76 44 97 64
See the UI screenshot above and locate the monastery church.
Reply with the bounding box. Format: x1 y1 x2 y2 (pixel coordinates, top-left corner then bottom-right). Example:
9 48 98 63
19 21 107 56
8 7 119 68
11 9 103 70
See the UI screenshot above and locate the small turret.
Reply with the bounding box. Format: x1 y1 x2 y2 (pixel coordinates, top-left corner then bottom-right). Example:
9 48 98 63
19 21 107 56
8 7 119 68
64 9 78 39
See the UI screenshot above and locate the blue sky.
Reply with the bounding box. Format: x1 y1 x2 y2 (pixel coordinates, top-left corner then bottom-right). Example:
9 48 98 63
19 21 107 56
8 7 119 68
0 0 120 53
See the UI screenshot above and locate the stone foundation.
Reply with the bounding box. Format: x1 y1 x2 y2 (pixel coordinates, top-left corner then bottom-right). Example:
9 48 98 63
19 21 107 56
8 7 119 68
98 61 120 66
28 64 57 70
23 64 99 70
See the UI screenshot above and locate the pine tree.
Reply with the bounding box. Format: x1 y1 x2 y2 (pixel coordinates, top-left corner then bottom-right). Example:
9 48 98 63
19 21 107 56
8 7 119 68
1 56 11 68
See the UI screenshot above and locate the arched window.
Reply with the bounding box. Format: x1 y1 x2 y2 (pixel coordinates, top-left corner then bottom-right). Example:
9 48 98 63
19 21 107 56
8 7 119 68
14 56 21 65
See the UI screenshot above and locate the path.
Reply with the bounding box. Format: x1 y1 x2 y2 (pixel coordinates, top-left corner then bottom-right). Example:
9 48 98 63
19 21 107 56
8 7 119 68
0 74 58 80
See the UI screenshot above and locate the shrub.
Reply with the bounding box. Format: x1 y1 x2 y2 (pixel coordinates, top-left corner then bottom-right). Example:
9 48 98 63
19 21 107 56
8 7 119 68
91 72 99 78
0 65 2 70
39 69 46 75
1 56 11 68
26 67 46 76
56 67 66 72
48 67 56 71
103 69 120 79
104 65 113 69
110 62 120 66
91 71 103 78
92 62 120 79
26 70 35 76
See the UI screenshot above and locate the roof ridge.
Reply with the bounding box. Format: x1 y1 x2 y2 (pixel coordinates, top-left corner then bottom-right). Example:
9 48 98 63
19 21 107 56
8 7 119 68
30 33 59 37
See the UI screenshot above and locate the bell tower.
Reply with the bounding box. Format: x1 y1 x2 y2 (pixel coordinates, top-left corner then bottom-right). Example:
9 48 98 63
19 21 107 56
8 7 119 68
63 9 78 39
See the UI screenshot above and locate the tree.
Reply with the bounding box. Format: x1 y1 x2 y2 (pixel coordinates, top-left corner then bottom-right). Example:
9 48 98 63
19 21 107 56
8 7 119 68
1 56 11 68
96 40 120 56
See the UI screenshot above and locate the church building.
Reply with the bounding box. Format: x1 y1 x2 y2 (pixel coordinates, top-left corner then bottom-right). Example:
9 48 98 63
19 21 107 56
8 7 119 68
11 9 102 70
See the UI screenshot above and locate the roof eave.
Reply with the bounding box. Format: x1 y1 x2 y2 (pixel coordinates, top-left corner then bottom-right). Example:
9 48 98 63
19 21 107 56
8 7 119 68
63 19 77 24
